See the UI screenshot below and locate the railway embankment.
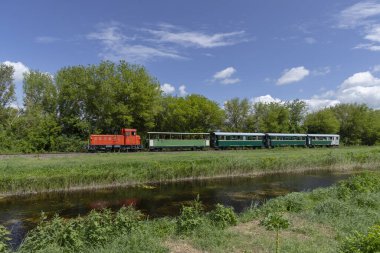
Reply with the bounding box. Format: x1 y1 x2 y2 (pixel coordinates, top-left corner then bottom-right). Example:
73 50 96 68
0 146 379 196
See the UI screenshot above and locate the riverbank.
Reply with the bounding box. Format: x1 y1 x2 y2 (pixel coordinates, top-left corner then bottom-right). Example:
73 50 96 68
1 146 379 196
4 170 380 252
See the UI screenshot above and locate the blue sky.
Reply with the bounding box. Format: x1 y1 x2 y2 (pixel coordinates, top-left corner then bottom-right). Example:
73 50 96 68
2 0 380 110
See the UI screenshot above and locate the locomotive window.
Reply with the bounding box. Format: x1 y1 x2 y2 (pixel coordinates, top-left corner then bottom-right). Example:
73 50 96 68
132 132 136 136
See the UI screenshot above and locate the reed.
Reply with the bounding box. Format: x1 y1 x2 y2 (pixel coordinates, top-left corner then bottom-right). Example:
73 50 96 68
0 146 379 196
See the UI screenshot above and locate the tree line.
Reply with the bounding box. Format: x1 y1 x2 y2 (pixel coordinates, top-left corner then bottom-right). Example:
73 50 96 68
0 61 379 152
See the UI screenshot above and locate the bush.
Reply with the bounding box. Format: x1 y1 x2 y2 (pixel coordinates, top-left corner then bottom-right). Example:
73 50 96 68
337 172 380 199
208 204 237 229
0 225 10 253
340 224 380 253
176 196 205 234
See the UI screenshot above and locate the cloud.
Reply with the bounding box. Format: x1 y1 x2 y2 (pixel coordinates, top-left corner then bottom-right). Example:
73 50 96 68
337 2 380 51
251 94 282 104
2 61 29 82
336 71 380 108
312 66 331 76
302 98 340 112
372 65 380 72
146 24 247 48
213 67 240 85
87 22 183 63
337 1 380 28
276 66 310 85
305 37 316 44
35 36 60 43
178 85 187 97
161 83 175 95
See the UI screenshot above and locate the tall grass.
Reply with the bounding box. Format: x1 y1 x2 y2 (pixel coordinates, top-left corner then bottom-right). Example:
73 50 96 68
0 146 379 195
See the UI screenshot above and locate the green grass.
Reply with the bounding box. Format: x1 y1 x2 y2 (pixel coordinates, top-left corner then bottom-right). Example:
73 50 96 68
6 171 380 253
0 146 380 195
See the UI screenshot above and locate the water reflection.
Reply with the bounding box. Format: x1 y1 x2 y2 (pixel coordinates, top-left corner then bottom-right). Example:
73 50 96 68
0 170 352 249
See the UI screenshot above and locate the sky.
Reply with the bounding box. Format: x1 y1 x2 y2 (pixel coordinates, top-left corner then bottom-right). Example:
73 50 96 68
1 0 380 110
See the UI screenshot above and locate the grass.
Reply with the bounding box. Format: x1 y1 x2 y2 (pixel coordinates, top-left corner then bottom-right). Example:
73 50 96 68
4 171 380 253
0 146 380 195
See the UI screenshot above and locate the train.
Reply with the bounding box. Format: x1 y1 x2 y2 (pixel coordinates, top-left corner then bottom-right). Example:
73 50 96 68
88 128 340 152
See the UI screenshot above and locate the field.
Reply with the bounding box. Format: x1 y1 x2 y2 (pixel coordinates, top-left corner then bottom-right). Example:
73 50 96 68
0 146 380 196
4 170 380 252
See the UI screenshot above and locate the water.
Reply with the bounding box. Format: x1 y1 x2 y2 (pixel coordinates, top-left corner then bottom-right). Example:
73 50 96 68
0 170 353 249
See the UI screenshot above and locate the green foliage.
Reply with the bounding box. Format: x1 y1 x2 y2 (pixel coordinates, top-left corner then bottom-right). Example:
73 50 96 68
252 102 290 133
176 196 205 234
208 204 238 229
0 64 15 110
19 207 142 252
224 97 250 131
0 225 10 253
304 108 340 134
340 224 380 253
337 172 380 199
260 212 290 231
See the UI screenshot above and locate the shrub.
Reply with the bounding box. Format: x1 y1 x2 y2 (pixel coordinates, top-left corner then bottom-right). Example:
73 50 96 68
337 172 380 199
0 225 10 253
340 224 380 253
176 196 205 234
314 199 351 217
208 204 237 229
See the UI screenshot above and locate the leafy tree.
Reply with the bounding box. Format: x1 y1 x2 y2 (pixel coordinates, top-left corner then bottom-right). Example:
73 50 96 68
332 104 371 145
224 98 250 131
286 99 307 133
304 109 340 134
0 64 15 109
156 94 224 132
252 102 290 133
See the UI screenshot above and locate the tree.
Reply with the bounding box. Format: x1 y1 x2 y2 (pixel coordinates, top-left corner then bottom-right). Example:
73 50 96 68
331 104 371 145
286 99 307 133
304 109 340 134
156 95 225 132
252 102 290 133
0 64 15 109
224 98 250 132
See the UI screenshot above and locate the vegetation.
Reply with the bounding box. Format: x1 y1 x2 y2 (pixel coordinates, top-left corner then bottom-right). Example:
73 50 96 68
0 62 380 153
0 146 379 196
2 172 380 252
260 212 290 253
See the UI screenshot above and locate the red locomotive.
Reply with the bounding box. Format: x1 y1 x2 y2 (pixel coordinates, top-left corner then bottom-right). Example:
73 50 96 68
88 128 142 152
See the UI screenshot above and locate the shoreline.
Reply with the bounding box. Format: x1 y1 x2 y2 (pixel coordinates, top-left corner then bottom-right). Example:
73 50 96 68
0 162 376 198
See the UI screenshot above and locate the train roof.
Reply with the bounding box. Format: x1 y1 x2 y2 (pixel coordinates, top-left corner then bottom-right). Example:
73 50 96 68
266 133 307 137
307 134 340 137
213 132 265 136
147 132 210 135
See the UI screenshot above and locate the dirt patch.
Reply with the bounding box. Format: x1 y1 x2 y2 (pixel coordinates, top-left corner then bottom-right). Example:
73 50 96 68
165 239 202 253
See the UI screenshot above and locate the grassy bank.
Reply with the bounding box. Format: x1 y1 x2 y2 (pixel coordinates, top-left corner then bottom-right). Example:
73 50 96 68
3 171 380 252
0 146 380 195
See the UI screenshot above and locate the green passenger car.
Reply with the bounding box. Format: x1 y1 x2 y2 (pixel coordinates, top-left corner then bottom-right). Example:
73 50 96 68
147 132 210 150
211 132 265 149
307 134 340 147
266 133 307 147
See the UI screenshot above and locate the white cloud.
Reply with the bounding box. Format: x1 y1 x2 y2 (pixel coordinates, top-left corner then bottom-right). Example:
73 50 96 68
337 2 380 52
305 37 316 44
178 85 187 97
251 94 282 104
147 26 247 48
87 23 183 63
338 1 380 28
372 65 380 72
276 66 310 85
213 67 236 79
35 36 60 43
213 67 240 85
312 66 331 76
302 98 340 112
337 71 380 108
2 61 29 83
161 83 175 94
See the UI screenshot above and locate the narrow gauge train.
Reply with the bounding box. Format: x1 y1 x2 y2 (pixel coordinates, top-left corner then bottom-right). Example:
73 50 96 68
88 129 339 152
